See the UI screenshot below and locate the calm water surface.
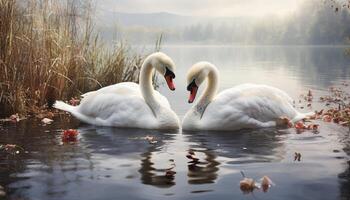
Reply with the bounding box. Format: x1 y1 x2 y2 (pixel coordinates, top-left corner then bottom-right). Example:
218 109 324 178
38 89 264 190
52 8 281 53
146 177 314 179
0 46 350 200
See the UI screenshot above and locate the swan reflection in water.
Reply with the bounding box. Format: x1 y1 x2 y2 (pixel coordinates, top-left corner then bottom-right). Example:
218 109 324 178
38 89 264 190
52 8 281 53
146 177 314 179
79 125 178 188
138 136 221 187
2 120 287 200
54 120 286 191
183 128 286 165
139 145 177 188
138 127 286 188
186 148 220 184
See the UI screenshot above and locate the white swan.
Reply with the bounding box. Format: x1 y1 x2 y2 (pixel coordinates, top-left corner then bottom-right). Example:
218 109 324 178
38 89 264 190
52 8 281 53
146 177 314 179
182 62 312 131
54 52 180 130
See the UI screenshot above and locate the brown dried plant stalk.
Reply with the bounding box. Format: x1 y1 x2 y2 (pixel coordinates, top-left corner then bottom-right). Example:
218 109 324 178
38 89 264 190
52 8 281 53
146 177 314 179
0 0 156 117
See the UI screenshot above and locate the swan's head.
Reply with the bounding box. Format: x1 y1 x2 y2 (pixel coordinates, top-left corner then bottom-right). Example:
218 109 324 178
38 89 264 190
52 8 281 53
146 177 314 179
149 52 176 91
186 62 216 103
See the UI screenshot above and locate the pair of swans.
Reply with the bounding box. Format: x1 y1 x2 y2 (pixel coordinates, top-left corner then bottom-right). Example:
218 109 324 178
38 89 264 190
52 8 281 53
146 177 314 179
54 52 311 131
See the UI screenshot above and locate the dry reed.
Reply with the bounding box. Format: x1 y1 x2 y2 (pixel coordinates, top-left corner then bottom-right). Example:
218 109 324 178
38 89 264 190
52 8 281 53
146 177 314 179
0 0 151 117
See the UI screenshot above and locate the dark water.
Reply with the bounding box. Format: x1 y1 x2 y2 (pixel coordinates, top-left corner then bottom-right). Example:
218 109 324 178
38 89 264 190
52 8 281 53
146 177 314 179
1 46 350 200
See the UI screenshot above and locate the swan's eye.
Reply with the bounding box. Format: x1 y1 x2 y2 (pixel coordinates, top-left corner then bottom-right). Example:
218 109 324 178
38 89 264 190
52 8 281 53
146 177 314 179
187 79 197 91
165 67 175 78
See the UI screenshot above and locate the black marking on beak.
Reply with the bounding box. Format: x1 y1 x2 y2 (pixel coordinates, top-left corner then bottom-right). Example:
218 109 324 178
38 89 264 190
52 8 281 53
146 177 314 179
165 67 175 79
187 79 197 91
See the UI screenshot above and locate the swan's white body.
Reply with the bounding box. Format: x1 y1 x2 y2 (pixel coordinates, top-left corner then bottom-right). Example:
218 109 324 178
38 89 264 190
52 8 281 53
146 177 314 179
54 53 180 130
182 62 311 131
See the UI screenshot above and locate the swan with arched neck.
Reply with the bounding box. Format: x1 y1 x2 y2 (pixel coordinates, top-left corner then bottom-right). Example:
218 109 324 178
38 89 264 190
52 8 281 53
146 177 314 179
182 62 312 131
54 52 180 130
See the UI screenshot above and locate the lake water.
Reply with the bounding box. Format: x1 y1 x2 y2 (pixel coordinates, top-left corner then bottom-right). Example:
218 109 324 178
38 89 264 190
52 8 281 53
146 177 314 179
1 46 350 200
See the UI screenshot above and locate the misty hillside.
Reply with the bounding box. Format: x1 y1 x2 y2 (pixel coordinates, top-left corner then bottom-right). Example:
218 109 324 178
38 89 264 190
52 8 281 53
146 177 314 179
96 11 252 28
96 12 196 28
95 1 350 45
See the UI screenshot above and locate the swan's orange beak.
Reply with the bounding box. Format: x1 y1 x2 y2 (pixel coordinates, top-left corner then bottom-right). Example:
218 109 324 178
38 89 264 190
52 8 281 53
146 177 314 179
165 75 175 91
188 86 198 103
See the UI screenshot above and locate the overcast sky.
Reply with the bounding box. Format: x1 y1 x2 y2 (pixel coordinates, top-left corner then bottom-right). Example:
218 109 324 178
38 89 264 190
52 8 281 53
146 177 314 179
96 0 305 17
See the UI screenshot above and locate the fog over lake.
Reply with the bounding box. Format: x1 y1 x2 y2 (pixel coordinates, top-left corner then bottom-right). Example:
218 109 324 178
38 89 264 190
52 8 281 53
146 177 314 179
94 0 350 45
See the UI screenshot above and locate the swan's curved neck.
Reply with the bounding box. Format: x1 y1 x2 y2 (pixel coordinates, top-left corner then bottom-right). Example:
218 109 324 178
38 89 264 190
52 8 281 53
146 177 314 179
140 56 160 116
194 65 219 117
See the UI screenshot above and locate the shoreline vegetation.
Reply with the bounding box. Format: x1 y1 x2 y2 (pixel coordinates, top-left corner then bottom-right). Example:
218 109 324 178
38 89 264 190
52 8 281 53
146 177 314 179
0 0 160 118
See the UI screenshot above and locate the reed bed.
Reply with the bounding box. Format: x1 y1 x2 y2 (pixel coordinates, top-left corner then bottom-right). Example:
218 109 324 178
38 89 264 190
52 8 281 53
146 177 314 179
0 0 148 117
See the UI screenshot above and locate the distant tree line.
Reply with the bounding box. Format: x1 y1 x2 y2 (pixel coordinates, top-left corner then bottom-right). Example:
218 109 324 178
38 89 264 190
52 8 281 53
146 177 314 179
181 0 350 45
108 0 350 45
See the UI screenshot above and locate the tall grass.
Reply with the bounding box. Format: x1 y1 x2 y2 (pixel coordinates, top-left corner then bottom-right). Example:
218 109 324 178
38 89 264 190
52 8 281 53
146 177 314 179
0 0 147 117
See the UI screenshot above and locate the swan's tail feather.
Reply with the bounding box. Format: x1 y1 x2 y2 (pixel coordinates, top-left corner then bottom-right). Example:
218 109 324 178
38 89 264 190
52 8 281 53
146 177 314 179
292 111 315 122
53 101 76 113
53 100 98 125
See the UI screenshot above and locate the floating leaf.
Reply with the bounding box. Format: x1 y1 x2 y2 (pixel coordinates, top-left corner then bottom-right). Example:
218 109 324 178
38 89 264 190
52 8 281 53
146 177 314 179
307 124 319 130
295 121 307 130
276 117 293 128
41 118 53 125
239 172 274 194
144 135 158 144
260 176 274 192
322 115 332 122
240 178 257 193
9 114 20 122
62 129 79 143
294 152 302 161
0 144 24 155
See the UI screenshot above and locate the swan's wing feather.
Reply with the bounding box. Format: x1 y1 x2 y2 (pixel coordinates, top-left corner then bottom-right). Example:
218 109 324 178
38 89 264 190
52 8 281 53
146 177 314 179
201 84 297 129
81 82 170 108
81 82 141 98
78 92 157 128
76 82 174 128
